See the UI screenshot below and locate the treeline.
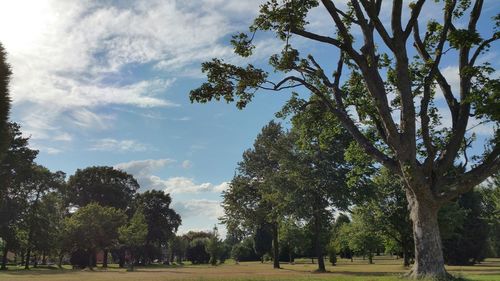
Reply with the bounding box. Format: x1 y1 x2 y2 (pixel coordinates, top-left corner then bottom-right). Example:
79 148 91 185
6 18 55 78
0 123 181 270
221 106 500 271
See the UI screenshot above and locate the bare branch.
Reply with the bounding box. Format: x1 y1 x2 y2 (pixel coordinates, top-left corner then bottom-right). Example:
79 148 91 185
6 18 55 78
358 0 394 50
469 34 500 66
289 27 343 48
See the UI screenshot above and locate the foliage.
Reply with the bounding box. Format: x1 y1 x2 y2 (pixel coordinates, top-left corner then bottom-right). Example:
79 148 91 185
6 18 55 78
442 190 490 265
0 43 11 161
119 208 148 270
340 207 384 264
67 166 139 210
64 203 127 268
206 226 222 265
186 238 210 264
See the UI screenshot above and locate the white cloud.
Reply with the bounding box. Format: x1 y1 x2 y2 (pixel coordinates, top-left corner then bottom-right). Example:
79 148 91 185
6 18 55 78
89 138 148 152
0 0 265 141
173 199 224 220
115 158 175 177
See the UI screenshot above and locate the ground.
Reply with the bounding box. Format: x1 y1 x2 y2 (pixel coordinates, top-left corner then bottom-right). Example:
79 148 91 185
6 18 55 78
1 257 499 281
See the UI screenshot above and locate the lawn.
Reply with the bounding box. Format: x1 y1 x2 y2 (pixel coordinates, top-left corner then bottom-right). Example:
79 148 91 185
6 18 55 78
1 257 499 281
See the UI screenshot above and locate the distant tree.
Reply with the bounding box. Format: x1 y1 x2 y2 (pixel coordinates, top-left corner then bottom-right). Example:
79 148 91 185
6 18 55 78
365 169 414 267
278 218 304 263
190 1 500 278
119 208 148 271
134 190 181 263
206 226 222 265
67 166 139 210
341 207 384 264
22 166 65 269
253 224 273 263
231 237 259 262
480 173 500 257
331 214 353 261
222 121 290 269
0 43 11 161
64 203 127 269
442 190 490 265
186 238 210 264
169 235 188 264
279 102 353 272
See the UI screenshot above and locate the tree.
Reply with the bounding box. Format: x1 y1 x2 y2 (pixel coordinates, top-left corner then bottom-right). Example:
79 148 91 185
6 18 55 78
341 207 384 264
22 166 65 269
134 190 181 263
442 190 490 265
331 214 353 261
364 169 414 267
64 203 127 269
222 121 291 269
0 43 11 161
0 123 38 270
480 173 500 257
279 102 353 272
189 0 500 278
206 226 222 265
186 238 210 264
67 166 139 210
119 208 148 271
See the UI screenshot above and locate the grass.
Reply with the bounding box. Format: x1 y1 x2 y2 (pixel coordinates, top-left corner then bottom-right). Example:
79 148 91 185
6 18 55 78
0 256 499 281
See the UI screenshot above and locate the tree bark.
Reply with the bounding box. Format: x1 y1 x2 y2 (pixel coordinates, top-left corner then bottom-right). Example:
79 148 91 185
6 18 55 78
1 243 8 270
272 222 280 269
407 191 448 279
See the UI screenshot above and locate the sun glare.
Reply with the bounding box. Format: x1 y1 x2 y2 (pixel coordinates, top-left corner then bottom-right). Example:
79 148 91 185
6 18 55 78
0 0 52 51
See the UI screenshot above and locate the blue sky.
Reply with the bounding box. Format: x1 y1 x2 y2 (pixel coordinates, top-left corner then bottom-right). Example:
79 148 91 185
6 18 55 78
0 0 498 236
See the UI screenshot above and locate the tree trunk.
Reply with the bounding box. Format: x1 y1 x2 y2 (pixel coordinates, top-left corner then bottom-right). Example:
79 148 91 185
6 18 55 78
103 249 108 268
24 248 31 269
313 211 326 272
368 253 373 264
272 222 280 269
407 190 448 279
42 251 46 265
33 253 38 268
58 252 64 268
1 243 8 270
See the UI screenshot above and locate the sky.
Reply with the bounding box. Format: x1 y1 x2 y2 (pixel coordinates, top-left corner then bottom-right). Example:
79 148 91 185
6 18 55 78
0 0 498 237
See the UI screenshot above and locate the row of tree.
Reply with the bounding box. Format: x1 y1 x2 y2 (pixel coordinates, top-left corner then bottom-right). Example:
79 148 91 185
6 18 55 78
0 122 181 270
220 117 500 272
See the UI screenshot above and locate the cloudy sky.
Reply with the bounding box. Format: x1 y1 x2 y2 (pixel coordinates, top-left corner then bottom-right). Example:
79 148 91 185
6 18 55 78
0 0 498 236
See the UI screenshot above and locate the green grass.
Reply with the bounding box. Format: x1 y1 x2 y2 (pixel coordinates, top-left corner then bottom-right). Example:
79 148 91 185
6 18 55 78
0 256 499 281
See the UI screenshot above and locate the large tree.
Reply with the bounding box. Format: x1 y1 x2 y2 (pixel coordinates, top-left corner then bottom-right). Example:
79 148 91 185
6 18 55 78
0 43 11 161
67 166 139 210
279 103 353 272
190 0 499 278
0 123 38 270
222 121 291 269
64 203 127 269
134 190 181 263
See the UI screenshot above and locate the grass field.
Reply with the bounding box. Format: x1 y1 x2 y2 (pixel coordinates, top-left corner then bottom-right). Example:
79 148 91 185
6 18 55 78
1 256 499 281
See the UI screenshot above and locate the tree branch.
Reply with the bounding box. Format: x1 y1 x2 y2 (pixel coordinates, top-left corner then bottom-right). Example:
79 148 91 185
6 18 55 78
469 34 500 66
403 0 426 39
438 144 500 202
